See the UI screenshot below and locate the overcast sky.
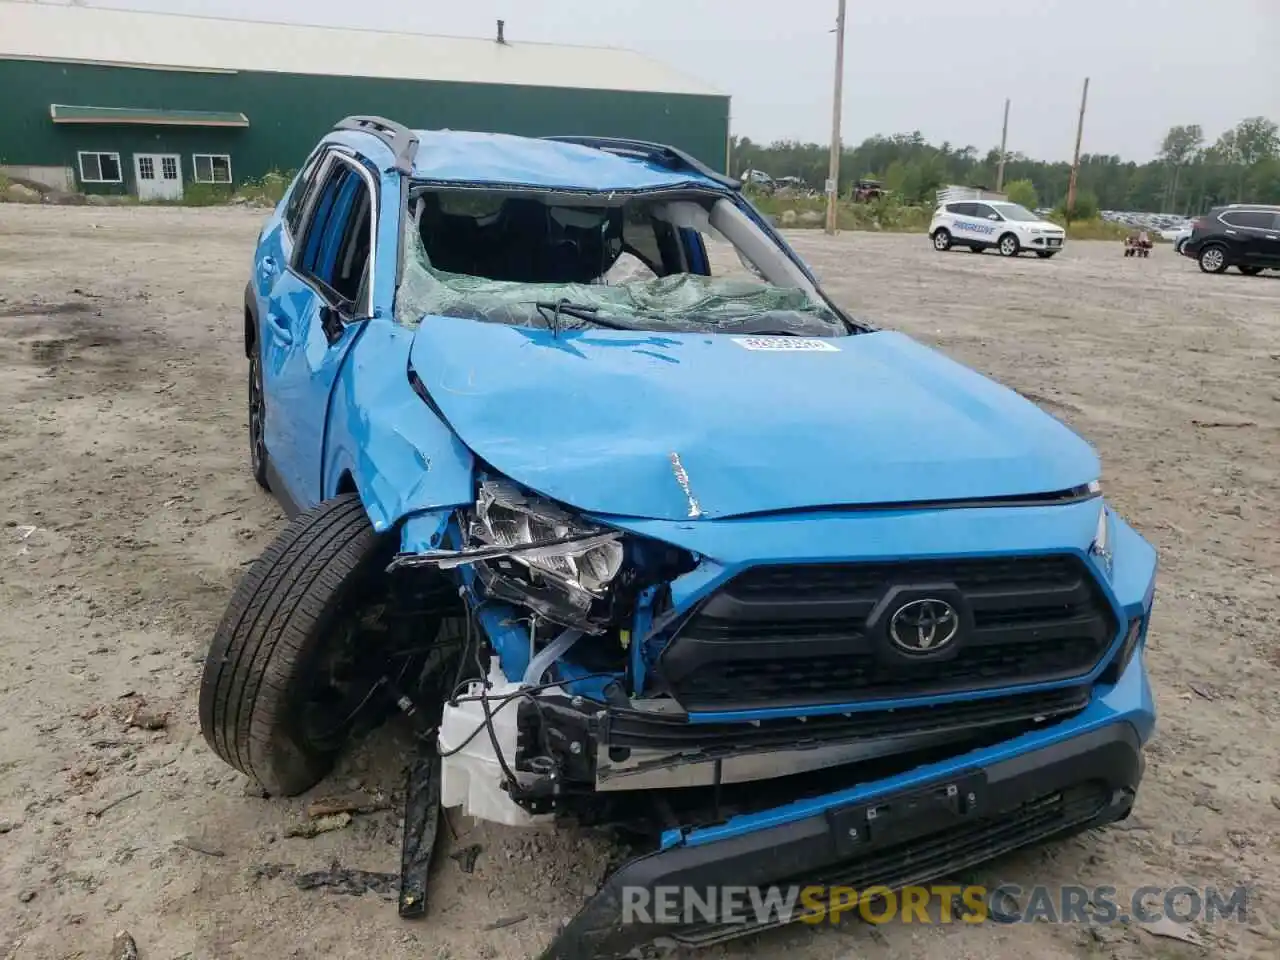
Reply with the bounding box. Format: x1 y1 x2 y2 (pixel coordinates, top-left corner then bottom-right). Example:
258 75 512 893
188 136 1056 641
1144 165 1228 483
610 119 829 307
105 0 1279 162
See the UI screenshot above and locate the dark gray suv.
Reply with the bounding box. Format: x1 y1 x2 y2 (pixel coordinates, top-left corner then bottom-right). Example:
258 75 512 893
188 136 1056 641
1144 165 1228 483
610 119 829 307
1181 204 1280 274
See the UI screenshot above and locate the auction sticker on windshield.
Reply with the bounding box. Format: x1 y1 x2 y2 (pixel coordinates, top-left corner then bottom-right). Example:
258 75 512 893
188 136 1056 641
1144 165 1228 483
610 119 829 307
731 337 840 352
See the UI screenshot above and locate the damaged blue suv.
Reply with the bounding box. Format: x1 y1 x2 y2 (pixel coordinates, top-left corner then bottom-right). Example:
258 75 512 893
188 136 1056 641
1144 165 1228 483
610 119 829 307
200 116 1157 958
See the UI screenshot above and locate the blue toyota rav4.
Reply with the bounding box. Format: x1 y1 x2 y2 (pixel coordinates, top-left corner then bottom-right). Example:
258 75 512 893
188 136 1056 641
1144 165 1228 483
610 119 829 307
200 116 1157 958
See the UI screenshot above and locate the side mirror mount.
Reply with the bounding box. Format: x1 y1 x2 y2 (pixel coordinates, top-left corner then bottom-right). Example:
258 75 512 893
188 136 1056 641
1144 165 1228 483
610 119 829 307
320 303 346 344
988 213 1000 221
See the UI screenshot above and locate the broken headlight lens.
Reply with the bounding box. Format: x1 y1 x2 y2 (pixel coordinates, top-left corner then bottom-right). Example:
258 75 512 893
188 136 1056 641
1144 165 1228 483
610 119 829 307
471 479 624 601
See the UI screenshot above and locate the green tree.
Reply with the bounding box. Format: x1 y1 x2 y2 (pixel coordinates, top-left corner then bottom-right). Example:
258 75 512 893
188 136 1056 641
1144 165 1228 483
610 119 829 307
1159 124 1204 211
1004 179 1039 208
1056 190 1099 221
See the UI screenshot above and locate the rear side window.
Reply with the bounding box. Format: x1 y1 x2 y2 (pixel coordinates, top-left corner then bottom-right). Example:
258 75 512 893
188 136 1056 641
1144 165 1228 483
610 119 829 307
284 150 325 235
1221 210 1277 230
295 158 374 309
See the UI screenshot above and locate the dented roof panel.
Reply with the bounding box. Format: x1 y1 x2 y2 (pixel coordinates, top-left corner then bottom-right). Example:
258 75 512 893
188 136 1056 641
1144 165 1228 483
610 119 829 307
407 130 723 191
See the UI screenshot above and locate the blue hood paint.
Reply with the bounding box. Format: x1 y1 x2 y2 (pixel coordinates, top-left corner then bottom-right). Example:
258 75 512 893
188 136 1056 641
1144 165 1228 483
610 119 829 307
408 316 1099 521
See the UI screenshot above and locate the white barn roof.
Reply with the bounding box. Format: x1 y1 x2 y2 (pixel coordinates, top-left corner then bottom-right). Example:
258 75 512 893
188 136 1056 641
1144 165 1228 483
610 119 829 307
0 2 723 97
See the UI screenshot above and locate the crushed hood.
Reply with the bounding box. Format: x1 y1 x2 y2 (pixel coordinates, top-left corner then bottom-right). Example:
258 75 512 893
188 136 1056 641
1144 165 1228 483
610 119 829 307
407 316 1099 521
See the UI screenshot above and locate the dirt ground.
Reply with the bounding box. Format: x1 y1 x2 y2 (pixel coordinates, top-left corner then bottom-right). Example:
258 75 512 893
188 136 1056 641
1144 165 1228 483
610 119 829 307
0 204 1276 960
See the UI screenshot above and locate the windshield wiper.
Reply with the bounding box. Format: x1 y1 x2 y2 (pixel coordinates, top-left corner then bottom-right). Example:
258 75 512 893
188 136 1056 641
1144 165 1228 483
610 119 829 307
534 299 648 336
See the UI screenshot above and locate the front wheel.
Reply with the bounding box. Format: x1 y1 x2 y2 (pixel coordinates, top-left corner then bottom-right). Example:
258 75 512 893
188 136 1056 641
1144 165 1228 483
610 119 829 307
199 494 398 796
998 233 1020 257
932 228 953 251
1036 251 1058 259
1198 245 1228 274
1239 265 1263 276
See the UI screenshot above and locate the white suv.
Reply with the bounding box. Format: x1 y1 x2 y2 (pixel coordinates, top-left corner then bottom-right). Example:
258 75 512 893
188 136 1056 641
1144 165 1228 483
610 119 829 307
930 200 1066 258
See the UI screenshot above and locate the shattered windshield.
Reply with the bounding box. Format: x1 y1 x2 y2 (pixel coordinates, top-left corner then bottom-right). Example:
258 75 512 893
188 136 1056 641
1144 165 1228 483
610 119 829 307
394 189 847 337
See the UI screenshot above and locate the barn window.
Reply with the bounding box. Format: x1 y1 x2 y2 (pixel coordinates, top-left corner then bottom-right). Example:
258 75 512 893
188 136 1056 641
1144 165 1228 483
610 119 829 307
78 151 122 184
193 154 233 184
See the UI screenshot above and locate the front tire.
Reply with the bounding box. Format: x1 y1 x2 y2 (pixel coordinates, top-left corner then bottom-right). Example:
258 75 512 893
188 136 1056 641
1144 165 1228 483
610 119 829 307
199 494 396 796
1198 245 1229 273
248 349 269 491
1239 265 1262 276
998 233 1020 257
932 228 953 251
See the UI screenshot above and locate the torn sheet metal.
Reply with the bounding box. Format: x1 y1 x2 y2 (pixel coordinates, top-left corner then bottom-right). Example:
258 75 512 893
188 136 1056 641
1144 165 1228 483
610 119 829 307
387 531 620 572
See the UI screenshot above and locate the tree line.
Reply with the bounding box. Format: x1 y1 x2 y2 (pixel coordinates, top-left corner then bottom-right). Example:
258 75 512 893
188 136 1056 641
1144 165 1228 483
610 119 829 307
731 117 1280 215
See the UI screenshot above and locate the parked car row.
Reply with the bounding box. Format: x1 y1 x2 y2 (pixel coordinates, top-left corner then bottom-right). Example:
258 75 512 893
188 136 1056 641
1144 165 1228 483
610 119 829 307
925 198 1278 276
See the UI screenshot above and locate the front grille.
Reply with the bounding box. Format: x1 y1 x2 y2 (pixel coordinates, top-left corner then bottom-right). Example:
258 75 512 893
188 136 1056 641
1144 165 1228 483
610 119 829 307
672 781 1110 947
657 555 1118 709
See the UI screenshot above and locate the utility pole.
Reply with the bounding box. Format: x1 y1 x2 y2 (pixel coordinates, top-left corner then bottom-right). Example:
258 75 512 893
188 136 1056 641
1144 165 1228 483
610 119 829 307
995 98 1010 192
824 0 847 235
1065 77 1090 220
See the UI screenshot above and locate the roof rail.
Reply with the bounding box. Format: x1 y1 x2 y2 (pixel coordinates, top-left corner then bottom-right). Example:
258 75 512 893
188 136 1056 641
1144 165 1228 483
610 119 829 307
333 115 419 175
542 135 740 189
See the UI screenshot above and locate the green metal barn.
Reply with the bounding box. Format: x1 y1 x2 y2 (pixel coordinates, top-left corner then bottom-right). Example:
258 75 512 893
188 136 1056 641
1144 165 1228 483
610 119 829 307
0 2 730 199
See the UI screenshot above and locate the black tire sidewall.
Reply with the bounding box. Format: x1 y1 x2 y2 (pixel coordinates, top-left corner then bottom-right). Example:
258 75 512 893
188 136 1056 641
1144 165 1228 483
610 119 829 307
249 349 269 490
199 494 388 796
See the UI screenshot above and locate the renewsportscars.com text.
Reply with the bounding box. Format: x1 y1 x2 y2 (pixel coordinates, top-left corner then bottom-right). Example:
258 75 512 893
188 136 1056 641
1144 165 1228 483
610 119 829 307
621 884 1249 927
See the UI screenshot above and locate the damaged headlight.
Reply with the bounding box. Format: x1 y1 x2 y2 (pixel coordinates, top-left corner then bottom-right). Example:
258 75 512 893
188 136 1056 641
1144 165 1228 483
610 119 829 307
472 480 624 599
386 480 625 629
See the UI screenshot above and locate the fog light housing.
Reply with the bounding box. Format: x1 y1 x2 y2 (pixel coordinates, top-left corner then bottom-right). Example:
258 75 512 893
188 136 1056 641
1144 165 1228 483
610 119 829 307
1100 617 1144 685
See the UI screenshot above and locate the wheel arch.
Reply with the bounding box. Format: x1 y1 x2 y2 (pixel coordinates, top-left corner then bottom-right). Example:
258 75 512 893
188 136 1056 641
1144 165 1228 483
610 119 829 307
243 282 259 359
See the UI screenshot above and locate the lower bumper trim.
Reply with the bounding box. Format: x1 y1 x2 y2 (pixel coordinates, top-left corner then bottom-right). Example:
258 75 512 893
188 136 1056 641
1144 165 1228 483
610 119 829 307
539 722 1143 960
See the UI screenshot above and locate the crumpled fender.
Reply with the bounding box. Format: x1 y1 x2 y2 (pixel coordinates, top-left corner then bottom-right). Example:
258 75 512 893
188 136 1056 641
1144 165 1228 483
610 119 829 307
323 321 475 533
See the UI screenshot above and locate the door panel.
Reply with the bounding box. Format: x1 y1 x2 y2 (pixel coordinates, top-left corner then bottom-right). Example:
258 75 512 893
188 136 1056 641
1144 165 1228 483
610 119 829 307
1260 213 1280 266
261 269 362 507
260 153 375 509
133 153 182 201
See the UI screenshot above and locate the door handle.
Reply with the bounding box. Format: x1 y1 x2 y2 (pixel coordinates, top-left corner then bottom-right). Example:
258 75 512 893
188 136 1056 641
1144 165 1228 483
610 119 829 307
266 313 293 346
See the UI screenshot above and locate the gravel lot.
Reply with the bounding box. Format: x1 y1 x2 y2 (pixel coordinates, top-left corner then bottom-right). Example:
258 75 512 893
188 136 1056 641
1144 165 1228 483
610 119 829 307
0 204 1277 960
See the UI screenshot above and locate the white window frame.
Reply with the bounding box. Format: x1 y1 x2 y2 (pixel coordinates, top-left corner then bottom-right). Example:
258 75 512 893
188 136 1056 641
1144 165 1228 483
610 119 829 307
192 153 233 185
77 151 123 184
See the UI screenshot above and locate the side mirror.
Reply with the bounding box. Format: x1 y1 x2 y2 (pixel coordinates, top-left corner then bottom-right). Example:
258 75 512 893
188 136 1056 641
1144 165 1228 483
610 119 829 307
988 213 1000 221
320 304 346 343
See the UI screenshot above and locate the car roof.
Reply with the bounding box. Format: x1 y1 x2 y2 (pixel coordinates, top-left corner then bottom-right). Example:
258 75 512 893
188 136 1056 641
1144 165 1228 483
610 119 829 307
399 129 730 193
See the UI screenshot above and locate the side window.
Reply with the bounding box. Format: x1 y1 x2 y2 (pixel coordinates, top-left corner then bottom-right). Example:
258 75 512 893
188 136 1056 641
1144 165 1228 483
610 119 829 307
295 158 375 312
947 202 970 216
1221 210 1274 230
284 150 325 236
972 203 999 220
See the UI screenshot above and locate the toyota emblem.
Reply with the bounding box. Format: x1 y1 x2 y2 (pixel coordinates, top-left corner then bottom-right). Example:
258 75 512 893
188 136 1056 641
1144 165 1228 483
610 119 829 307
888 598 960 654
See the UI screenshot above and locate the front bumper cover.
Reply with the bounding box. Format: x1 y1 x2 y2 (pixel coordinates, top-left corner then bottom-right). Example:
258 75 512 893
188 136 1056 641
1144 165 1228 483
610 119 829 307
541 721 1144 959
